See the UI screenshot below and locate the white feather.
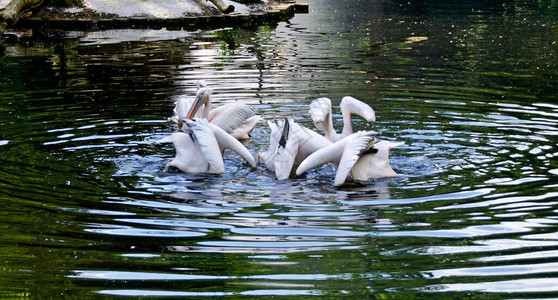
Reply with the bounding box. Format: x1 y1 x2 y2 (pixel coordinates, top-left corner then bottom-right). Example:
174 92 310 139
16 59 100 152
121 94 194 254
183 119 224 173
350 140 404 181
295 130 382 186
158 117 257 174
259 119 332 180
334 131 378 186
178 84 259 140
155 132 210 173
274 119 299 180
257 120 282 171
208 105 259 140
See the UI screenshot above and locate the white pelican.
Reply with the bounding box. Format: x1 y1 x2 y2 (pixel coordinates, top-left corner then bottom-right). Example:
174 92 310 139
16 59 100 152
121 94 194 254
170 80 208 123
182 84 261 140
257 118 331 180
309 96 376 142
296 131 403 186
156 118 256 173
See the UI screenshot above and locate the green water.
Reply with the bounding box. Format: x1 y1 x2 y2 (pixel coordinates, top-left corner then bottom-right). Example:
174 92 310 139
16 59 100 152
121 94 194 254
1 0 558 298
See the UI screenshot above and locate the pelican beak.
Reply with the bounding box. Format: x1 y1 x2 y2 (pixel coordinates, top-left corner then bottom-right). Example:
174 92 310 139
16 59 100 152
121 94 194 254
186 92 207 119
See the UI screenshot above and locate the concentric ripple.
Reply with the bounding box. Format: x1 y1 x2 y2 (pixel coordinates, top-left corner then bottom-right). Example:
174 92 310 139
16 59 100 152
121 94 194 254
1 0 557 298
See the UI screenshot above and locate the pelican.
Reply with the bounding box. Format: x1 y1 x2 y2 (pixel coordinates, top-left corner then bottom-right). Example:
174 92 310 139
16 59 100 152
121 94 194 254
296 131 403 186
156 118 256 173
309 96 376 142
181 83 261 140
170 80 208 123
257 118 331 180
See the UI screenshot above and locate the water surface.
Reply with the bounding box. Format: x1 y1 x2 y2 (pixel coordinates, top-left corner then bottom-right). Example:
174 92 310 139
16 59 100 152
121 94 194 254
1 0 558 298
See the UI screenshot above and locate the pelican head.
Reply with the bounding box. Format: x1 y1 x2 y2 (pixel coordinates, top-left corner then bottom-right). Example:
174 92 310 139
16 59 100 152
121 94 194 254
196 80 208 89
186 86 212 119
308 97 332 132
340 96 376 123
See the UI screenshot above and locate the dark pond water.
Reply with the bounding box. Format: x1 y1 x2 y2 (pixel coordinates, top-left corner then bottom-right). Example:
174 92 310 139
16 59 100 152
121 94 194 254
1 0 558 298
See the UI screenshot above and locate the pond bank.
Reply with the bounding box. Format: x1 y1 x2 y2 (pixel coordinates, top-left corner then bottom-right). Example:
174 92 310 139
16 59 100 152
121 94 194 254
1 0 308 31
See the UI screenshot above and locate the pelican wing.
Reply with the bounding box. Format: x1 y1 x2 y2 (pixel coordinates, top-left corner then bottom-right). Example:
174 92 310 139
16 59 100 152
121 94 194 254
207 121 257 169
268 119 278 132
228 115 261 140
257 120 282 171
274 119 299 180
209 103 255 134
268 120 282 145
257 150 275 171
350 140 404 181
183 119 224 173
155 134 174 144
387 141 405 151
334 131 379 186
341 96 376 123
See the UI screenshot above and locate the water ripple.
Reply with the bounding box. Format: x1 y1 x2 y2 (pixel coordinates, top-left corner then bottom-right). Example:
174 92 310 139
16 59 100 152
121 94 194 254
84 224 206 238
421 278 558 293
98 289 319 297
424 261 558 278
413 239 558 255
1 0 558 298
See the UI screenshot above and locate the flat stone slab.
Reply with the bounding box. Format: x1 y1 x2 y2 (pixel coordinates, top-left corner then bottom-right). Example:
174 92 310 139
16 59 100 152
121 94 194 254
5 0 308 30
80 0 266 18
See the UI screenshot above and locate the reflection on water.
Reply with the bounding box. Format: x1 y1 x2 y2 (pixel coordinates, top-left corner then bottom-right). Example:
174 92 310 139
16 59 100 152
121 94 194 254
1 0 558 298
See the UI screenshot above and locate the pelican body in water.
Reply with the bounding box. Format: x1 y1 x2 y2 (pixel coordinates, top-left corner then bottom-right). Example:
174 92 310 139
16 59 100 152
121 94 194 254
296 131 403 186
309 96 376 142
257 118 332 180
156 118 256 173
172 81 260 140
